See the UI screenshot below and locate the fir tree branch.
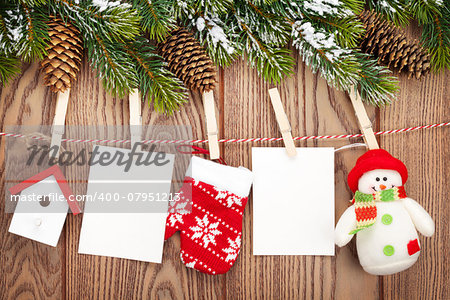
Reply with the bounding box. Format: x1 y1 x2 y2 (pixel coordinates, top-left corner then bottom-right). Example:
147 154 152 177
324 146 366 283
0 12 13 54
189 0 233 15
247 0 277 5
421 3 450 71
131 0 177 42
368 0 410 26
291 20 398 106
0 0 418 108
1 2 49 62
47 0 140 42
267 0 363 23
407 0 442 25
231 4 294 83
235 12 294 83
19 3 48 61
340 0 364 13
356 53 398 105
308 15 364 48
267 1 365 49
0 55 21 84
241 1 290 47
191 14 240 67
124 37 188 114
17 0 47 5
174 1 240 67
292 20 360 91
86 34 137 97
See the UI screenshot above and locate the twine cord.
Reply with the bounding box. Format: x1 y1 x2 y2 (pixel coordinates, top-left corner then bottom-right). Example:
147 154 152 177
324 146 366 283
0 122 448 145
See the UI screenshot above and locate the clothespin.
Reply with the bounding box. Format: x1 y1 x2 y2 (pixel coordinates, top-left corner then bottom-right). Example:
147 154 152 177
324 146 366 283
268 88 297 157
50 89 71 158
129 89 142 150
202 90 220 159
348 87 379 150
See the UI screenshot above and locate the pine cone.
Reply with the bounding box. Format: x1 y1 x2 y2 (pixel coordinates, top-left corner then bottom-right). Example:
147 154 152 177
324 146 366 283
359 10 431 79
158 28 217 93
41 17 83 93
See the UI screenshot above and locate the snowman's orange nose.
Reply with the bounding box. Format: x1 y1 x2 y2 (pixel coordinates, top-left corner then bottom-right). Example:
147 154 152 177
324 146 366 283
380 184 386 190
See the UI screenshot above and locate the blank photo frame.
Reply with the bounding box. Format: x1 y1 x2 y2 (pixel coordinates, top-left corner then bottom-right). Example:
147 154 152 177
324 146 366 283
78 145 175 263
252 147 335 256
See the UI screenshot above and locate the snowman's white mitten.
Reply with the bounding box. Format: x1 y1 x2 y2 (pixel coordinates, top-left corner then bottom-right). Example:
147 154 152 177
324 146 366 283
335 205 356 247
402 198 435 237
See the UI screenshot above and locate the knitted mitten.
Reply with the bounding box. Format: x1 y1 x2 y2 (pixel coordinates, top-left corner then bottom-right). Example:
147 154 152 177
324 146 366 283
165 156 253 275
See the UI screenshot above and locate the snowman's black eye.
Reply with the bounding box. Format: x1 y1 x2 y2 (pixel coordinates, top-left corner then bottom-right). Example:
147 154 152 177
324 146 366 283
376 177 380 181
383 177 387 181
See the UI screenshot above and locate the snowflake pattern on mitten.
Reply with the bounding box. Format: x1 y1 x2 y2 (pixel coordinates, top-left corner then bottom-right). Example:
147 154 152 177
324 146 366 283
190 215 222 247
165 177 248 275
222 236 241 262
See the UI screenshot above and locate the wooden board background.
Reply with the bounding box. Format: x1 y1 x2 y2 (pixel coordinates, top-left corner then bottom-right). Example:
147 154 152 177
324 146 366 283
0 22 448 299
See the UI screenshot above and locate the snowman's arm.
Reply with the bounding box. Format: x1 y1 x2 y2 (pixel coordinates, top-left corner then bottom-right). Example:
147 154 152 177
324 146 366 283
402 197 435 237
335 205 357 247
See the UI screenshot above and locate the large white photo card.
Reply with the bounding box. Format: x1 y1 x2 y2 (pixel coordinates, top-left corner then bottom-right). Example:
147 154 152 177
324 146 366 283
252 147 335 256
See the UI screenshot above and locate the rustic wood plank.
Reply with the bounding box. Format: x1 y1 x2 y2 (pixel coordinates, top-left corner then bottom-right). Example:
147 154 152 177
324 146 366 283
222 52 380 299
143 72 226 300
379 65 449 300
63 58 225 300
377 23 449 300
0 21 447 300
0 63 64 300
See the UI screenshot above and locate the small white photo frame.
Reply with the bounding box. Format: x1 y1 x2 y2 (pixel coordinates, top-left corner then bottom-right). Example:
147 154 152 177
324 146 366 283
78 145 175 263
252 147 335 256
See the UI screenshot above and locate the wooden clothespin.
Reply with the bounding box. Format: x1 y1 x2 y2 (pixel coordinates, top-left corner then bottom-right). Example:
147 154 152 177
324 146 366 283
50 89 71 158
268 88 297 157
129 89 142 150
348 87 379 150
202 90 220 159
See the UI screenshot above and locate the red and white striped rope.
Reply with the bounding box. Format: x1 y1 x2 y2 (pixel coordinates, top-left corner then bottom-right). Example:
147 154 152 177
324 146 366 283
0 122 448 145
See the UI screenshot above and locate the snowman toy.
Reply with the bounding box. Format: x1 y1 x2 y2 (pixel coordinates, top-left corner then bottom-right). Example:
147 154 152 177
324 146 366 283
335 149 435 275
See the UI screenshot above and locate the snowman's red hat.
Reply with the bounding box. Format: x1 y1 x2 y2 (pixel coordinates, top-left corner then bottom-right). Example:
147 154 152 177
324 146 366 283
347 149 408 193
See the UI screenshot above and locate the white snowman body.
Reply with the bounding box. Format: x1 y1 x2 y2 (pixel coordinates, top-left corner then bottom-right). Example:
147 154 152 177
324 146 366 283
335 169 434 275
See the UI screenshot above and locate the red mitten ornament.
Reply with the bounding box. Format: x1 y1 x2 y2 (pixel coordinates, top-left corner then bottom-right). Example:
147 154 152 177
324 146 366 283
165 156 253 275
335 149 435 275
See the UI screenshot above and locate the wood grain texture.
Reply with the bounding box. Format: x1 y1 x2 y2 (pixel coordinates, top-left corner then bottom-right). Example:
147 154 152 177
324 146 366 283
379 38 449 300
378 24 449 300
0 63 63 300
222 50 380 300
0 25 448 299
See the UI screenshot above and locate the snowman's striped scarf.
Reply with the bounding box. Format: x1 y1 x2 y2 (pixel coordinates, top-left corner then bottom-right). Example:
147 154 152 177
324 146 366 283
349 186 406 235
